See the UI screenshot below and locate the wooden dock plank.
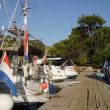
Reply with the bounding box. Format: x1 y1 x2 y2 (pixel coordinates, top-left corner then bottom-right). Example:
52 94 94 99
68 81 83 110
101 80 110 97
38 71 110 110
68 72 87 110
77 73 88 110
88 87 96 110
87 72 108 110
87 78 97 110
96 80 110 109
94 82 108 110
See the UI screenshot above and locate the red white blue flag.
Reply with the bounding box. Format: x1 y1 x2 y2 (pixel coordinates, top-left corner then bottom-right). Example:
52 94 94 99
42 55 46 64
0 51 17 96
24 31 28 61
23 11 28 61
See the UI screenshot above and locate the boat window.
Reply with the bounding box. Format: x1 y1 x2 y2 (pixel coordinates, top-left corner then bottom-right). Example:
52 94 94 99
46 59 73 66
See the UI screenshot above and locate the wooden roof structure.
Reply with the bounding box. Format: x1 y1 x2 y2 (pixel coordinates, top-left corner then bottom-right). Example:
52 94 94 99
0 28 45 57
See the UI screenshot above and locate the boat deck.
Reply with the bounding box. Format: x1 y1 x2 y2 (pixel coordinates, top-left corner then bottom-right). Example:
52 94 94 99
38 70 110 110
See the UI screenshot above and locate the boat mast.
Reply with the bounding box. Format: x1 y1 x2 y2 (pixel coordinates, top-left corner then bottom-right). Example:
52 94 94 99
23 0 29 64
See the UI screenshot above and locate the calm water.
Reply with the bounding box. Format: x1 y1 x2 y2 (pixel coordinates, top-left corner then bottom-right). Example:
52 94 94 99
12 103 44 110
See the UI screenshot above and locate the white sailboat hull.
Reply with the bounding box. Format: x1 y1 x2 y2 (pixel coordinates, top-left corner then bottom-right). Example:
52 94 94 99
64 66 78 79
44 65 67 82
44 65 78 82
12 74 49 103
13 93 48 103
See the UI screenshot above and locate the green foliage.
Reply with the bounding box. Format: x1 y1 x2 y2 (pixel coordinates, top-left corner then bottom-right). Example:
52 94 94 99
100 44 110 59
77 14 105 28
48 41 67 58
48 14 110 67
76 53 88 65
91 52 103 67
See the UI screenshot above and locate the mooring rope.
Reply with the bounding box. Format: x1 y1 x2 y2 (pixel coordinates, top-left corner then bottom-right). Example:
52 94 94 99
0 0 20 49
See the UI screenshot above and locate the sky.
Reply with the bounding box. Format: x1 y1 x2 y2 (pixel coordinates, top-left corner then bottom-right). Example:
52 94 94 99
0 0 110 46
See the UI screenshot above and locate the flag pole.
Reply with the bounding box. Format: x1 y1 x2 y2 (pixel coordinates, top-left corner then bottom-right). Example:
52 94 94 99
23 0 29 64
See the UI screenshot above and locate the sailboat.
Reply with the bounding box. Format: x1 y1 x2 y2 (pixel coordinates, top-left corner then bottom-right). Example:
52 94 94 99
0 0 49 109
43 57 78 83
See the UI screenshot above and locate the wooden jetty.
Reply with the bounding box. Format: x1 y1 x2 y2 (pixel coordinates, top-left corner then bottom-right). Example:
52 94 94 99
38 70 110 110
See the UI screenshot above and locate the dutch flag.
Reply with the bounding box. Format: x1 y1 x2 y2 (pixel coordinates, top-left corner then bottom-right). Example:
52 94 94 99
23 12 29 62
0 51 17 96
24 31 28 61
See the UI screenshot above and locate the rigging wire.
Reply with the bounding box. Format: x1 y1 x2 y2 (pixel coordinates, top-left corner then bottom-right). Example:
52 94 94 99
38 0 60 44
8 26 24 58
5 0 11 17
39 0 55 32
0 3 1 10
0 0 20 49
3 0 9 20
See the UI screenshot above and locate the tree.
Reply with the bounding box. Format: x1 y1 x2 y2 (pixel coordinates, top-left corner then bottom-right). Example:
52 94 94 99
48 41 68 58
77 14 106 54
48 14 110 67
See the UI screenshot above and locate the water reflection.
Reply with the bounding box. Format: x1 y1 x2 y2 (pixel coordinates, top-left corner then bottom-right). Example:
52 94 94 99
12 103 44 110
